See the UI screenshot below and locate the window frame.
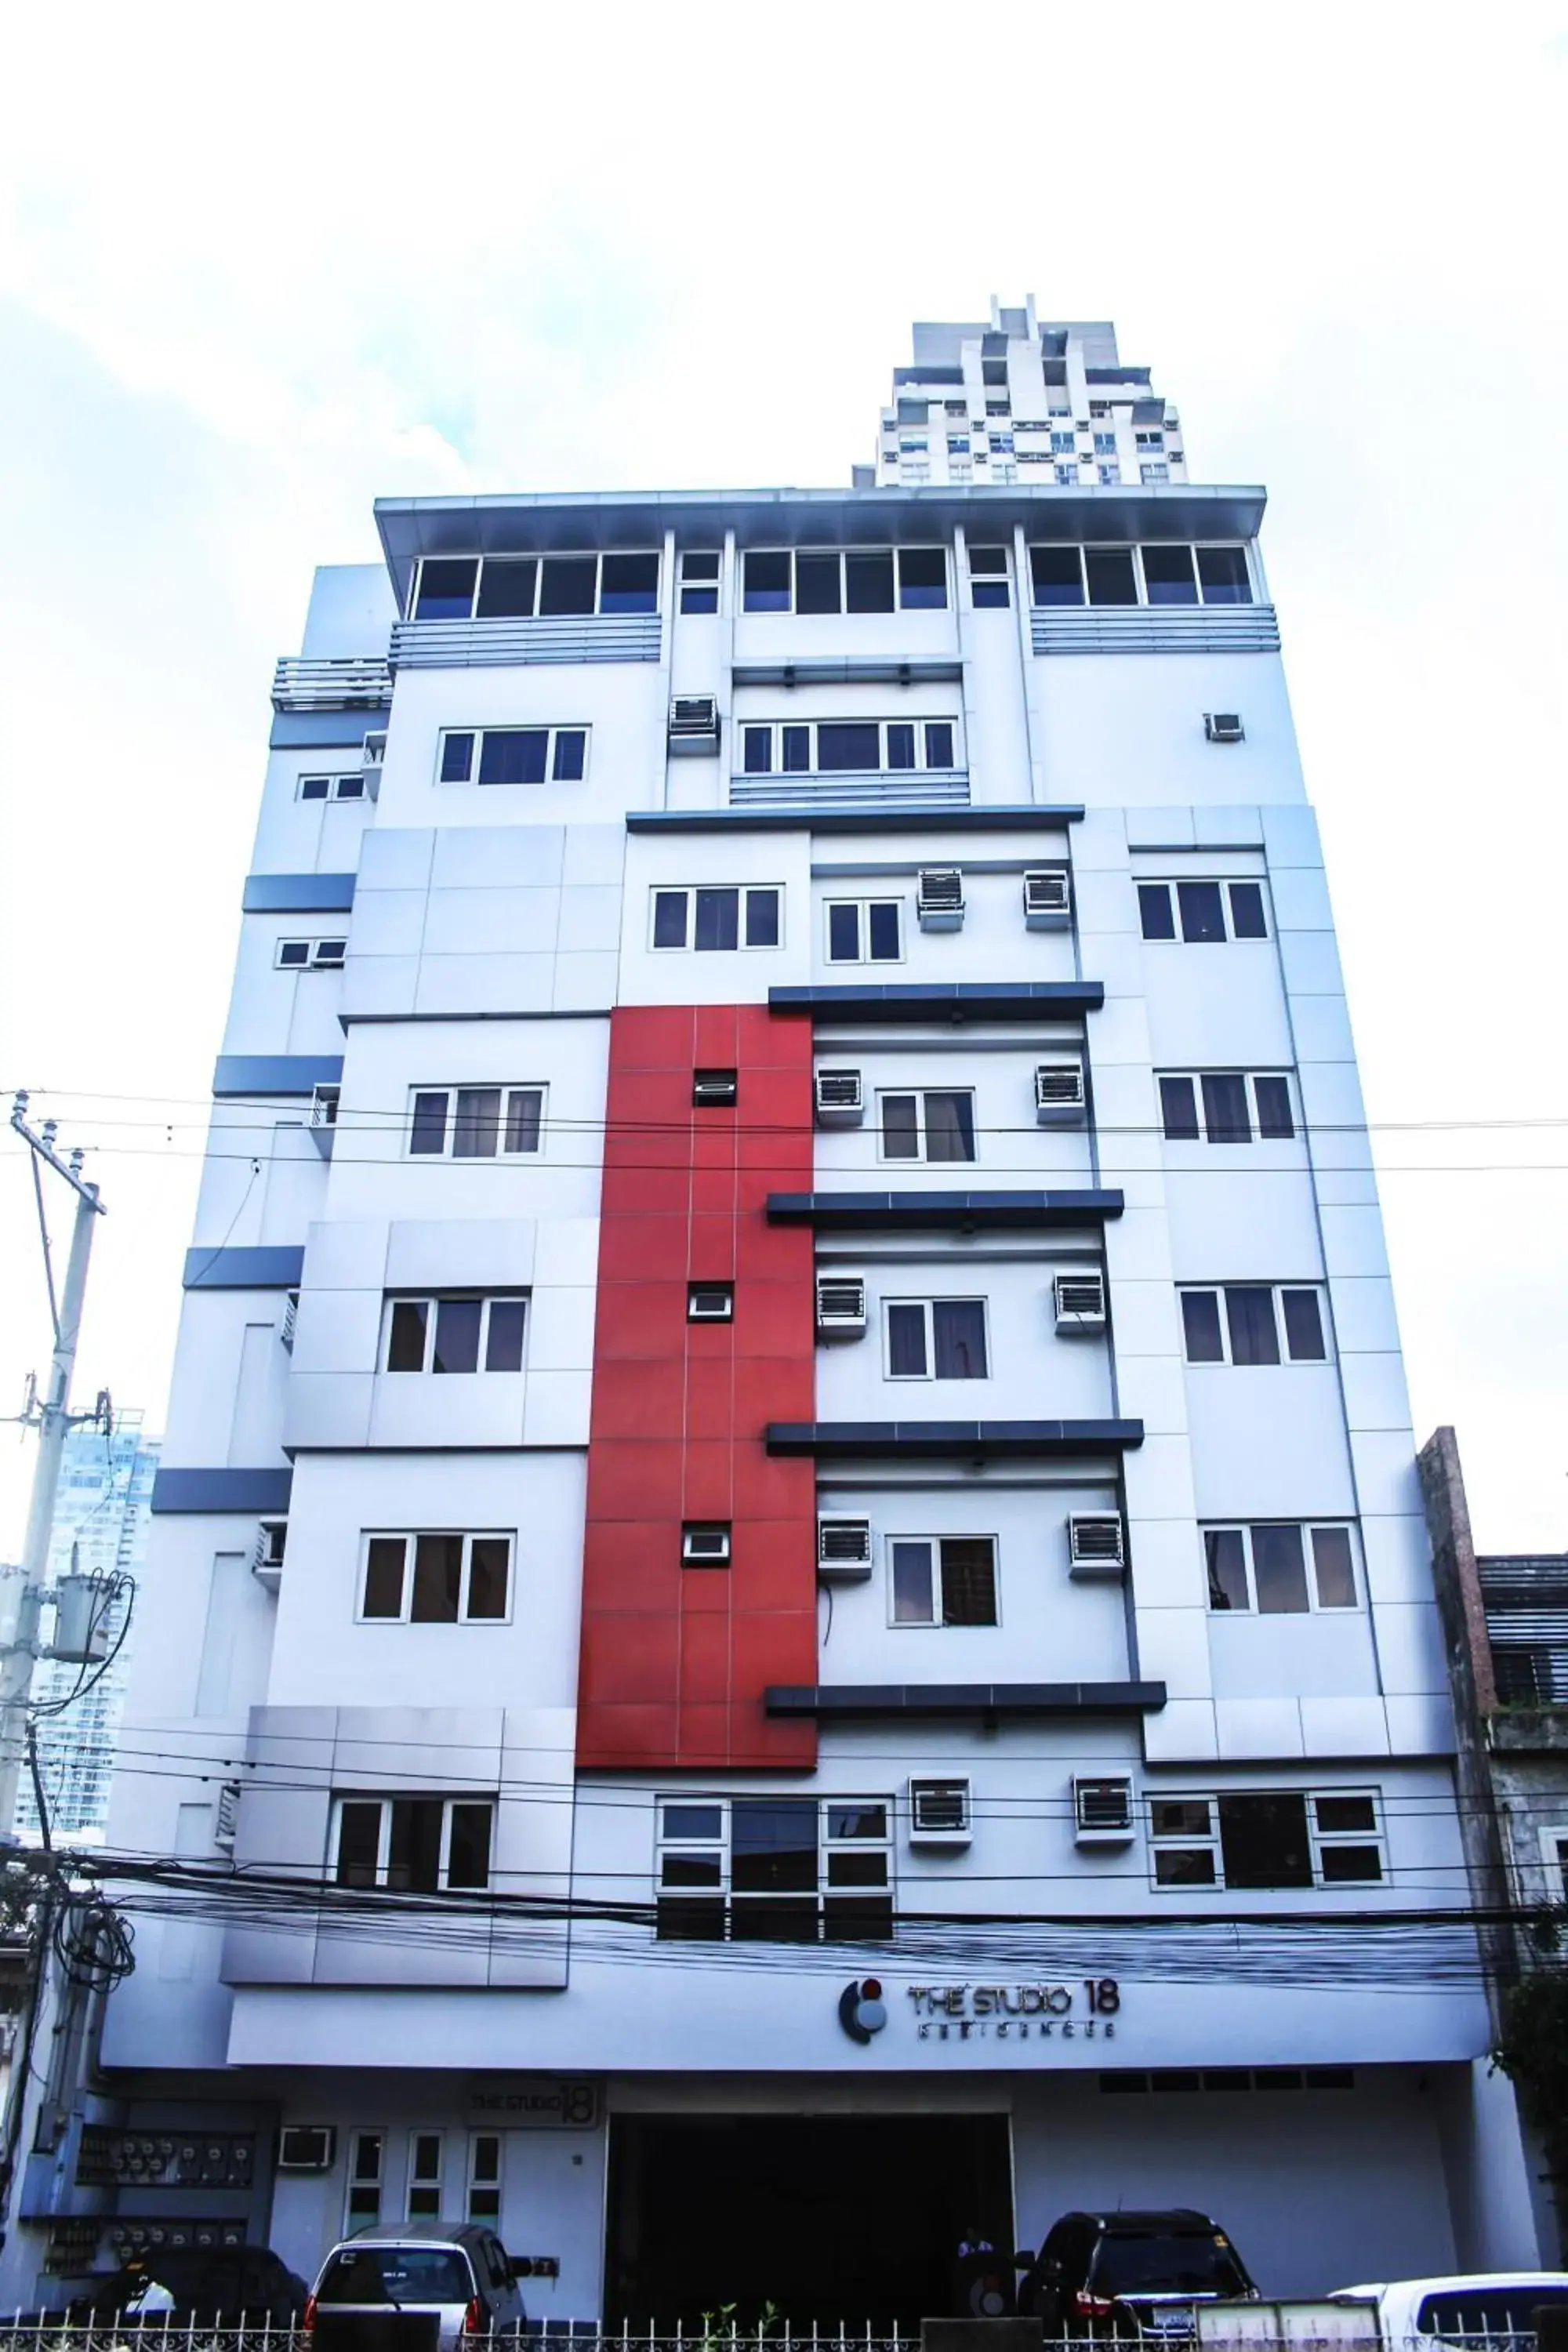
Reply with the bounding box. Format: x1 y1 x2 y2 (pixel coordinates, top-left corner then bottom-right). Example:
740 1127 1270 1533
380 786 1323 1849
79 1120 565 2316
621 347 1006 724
739 717 960 777
297 771 367 804
1157 1070 1298 1145
654 1795 895 1943
823 896 904 966
648 884 783 953
739 546 950 615
1149 1788 1387 1891
408 550 661 622
407 2130 445 2221
967 546 1011 608
466 2132 503 2223
344 2130 383 2227
1138 879 1271 944
1202 1521 1361 1616
329 1795 495 1893
877 1086 978 1165
677 549 722 615
405 1085 546 1160
356 1530 516 1627
1179 1286 1330 1367
887 1534 1000 1629
274 936 348 971
1537 1827 1568 1901
1028 541 1256 611
435 724 589 787
882 1296 990 1382
381 1294 529 1377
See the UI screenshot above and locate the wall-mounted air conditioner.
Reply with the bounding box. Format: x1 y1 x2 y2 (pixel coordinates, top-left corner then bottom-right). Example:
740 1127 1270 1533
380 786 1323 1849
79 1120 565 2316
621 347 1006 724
279 1291 299 1352
1054 1271 1107 1334
1073 1776 1135 1846
1023 869 1071 928
215 1780 241 1853
1068 1514 1126 1579
669 694 721 754
252 1521 286 1590
817 1519 873 1581
1034 1060 1087 1123
815 1068 865 1127
309 1084 339 1160
1204 712 1245 744
360 732 387 798
681 1523 731 1566
278 2126 337 2172
691 1068 739 1108
909 1777 972 1845
916 869 965 931
815 1272 867 1339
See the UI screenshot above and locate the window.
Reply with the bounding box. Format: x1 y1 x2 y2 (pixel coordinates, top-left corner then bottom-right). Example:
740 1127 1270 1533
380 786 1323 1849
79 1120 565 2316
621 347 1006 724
298 772 366 803
1054 465 1077 486
1180 1287 1328 1366
1138 880 1268 942
410 552 659 621
740 719 956 775
358 1532 514 1624
383 1295 528 1374
655 1796 893 1943
466 2134 502 2223
1098 464 1121 486
1051 432 1075 454
1196 546 1253 604
1157 1072 1296 1144
688 1281 735 1323
890 1536 998 1627
275 937 347 971
826 898 902 964
1203 1523 1358 1614
1539 1828 1568 1901
679 550 720 615
437 725 587 786
408 2133 444 2220
408 1086 545 1158
884 1298 989 1379
345 2132 383 2226
1029 543 1254 609
650 886 782 951
692 1068 738 1108
741 548 948 614
967 546 1011 608
1150 1791 1385 1889
879 1089 976 1163
332 1797 494 1893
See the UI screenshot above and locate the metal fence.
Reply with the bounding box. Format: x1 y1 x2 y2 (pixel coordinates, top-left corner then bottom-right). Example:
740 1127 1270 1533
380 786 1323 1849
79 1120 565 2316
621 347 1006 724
0 2328 1552 2352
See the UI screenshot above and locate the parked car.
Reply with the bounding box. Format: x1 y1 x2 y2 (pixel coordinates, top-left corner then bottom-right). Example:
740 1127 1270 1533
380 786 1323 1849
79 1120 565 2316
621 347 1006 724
69 2245 310 2324
1016 2209 1258 2339
307 2221 526 2351
1330 2275 1568 2347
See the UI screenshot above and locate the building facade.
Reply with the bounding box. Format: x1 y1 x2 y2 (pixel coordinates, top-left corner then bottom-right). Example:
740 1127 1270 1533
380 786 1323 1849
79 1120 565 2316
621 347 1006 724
9 307 1545 2312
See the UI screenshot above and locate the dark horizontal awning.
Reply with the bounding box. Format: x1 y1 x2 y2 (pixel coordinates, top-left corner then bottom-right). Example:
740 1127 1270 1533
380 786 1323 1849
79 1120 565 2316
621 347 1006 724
767 1682 1166 1720
767 1189 1123 1230
765 1419 1142 1459
770 981 1102 1022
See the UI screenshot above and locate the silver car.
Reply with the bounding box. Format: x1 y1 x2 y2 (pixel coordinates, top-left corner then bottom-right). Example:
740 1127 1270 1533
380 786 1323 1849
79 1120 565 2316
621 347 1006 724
308 2221 527 2352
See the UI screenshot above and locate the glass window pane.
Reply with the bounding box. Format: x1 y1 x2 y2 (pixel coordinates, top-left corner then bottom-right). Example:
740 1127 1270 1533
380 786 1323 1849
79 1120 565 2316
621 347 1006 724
867 902 902 960
1312 1527 1357 1609
439 733 476 784
932 1299 987 1377
656 1896 726 1940
485 1300 527 1372
941 1538 996 1625
474 558 536 619
782 726 810 772
387 1299 429 1372
1225 1287 1280 1366
432 1298 482 1375
1085 548 1138 605
414 559 477 620
1205 1529 1250 1611
410 1091 449 1156
299 775 330 800
1202 1073 1252 1144
1160 1075 1200 1140
1218 1793 1312 1889
1196 546 1254 605
818 722 880 771
826 1851 888 1887
653 891 688 949
1181 1292 1225 1364
681 586 718 614
1229 881 1267 938
694 888 740 951
505 1089 543 1152
336 1802 383 1886
277 942 310 967
1319 1844 1381 1883
886 1302 929 1377
1282 1290 1326 1361
452 1088 503 1158
553 729 587 782
745 888 780 948
886 723 916 771
730 1798 818 1892
1142 545 1199 604
891 1541 935 1623
924 721 956 768
1254 1076 1295 1139
828 903 861 962
466 1537 511 1620
660 1851 723 1888
334 775 365 800
845 552 895 612
448 1803 492 1890
388 1799 445 1894
1178 881 1227 942
742 728 772 775
898 547 948 608
968 546 1007 575
1252 1523 1310 1613
828 1803 887 1840
731 1896 818 1943
478 729 548 785
924 1091 976 1162
794 553 842 615
881 1095 920 1158
971 580 1010 608
412 1534 464 1622
1029 546 1084 605
1138 884 1176 940
1316 1795 1377 1835
662 1802 722 1839
538 556 597 616
682 552 720 581
599 552 659 613
1154 1849 1217 1887
743 551 792 611
362 1538 407 1620
1152 1799 1213 1838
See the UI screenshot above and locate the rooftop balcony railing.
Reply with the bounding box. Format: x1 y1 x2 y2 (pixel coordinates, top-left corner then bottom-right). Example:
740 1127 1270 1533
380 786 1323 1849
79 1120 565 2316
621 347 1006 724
1030 601 1279 655
730 768 969 812
270 655 393 711
390 614 662 670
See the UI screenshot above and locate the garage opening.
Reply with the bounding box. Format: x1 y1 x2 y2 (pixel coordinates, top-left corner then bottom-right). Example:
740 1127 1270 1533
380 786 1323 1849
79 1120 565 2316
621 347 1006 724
606 2112 1014 2329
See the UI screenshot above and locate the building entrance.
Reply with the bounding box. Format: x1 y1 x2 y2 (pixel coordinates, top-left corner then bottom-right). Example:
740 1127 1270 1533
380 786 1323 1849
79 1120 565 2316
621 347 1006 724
605 2111 1014 2329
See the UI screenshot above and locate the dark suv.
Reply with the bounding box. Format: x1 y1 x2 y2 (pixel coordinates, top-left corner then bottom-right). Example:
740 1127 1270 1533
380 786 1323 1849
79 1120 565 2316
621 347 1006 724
1018 2209 1257 2338
70 2246 310 2325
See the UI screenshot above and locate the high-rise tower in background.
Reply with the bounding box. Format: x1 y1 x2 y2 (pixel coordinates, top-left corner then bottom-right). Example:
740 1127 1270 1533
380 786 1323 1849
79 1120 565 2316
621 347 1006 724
3 298 1549 2309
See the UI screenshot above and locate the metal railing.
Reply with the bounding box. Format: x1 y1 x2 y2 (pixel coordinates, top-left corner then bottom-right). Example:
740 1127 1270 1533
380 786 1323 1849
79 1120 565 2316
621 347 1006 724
1029 604 1280 656
270 659 394 713
389 616 662 670
0 2327 1551 2352
728 771 970 812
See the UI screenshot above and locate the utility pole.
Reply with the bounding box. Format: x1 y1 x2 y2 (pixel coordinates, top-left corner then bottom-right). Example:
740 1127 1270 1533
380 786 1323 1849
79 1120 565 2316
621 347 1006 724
0 1096 107 1836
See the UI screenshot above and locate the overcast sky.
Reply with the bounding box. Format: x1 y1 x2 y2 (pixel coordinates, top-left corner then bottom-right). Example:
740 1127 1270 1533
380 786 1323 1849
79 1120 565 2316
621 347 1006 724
1 1 1565 1552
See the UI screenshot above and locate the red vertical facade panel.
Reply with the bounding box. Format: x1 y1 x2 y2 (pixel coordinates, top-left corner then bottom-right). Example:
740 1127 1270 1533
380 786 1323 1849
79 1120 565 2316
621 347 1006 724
577 1004 818 1770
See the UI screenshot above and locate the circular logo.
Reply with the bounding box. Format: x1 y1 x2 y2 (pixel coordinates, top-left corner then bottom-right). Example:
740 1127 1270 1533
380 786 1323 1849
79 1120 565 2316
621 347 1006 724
837 1977 887 2045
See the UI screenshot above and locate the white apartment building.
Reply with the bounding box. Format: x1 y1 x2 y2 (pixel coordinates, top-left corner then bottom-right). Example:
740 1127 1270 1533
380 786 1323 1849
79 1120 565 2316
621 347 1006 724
7 305 1545 2316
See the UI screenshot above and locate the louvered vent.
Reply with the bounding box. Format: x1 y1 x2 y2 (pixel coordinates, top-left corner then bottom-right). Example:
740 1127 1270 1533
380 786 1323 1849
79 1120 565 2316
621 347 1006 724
909 1777 972 1842
815 1272 867 1338
916 869 966 931
1068 1514 1126 1577
817 1519 873 1581
669 694 721 753
1054 1271 1107 1333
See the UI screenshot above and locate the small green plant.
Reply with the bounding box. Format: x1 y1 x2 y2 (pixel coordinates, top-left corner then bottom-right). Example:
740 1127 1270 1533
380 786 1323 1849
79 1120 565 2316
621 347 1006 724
1493 1967 1568 2255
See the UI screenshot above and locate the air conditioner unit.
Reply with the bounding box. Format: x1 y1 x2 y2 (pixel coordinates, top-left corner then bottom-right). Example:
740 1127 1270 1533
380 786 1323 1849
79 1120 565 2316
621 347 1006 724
1204 712 1245 744
278 2127 337 2173
815 1272 867 1339
360 731 387 798
1073 1776 1135 1846
1034 1060 1087 1123
691 1068 739 1108
1022 869 1072 928
279 1291 299 1352
916 869 965 932
681 1523 731 1566
817 1519 873 1581
909 1778 972 1846
214 1780 241 1853
252 1521 286 1590
814 1068 865 1127
669 694 721 755
1054 1271 1107 1334
309 1083 339 1159
1068 1513 1126 1579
